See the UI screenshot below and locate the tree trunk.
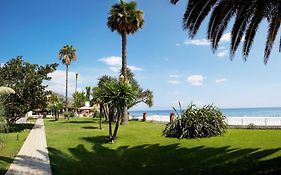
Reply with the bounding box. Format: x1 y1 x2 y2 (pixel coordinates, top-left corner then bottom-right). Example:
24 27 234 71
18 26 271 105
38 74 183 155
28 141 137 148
112 111 122 141
121 31 129 125
108 113 113 140
65 64 69 123
99 105 102 129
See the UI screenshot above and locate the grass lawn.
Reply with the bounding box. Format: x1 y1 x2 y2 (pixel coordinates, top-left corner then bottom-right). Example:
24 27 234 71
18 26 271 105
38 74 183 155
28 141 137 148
45 118 281 175
0 124 33 174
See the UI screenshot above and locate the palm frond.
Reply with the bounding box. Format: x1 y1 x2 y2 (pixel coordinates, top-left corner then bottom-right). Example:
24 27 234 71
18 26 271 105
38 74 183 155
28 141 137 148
264 11 281 63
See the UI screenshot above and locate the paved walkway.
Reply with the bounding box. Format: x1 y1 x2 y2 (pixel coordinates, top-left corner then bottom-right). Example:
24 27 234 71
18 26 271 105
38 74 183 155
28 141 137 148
6 118 52 175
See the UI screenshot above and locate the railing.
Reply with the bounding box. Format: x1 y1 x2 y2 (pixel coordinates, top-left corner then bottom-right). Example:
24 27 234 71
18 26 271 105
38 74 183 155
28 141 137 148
226 117 281 126
131 115 281 126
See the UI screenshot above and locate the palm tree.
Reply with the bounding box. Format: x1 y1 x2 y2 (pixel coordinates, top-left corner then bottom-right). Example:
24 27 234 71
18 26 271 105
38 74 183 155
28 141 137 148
171 0 281 64
107 0 144 124
59 45 77 122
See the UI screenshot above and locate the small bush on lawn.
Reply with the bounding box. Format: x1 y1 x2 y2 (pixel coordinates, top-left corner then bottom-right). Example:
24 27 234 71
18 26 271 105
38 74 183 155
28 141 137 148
163 104 227 139
64 111 75 118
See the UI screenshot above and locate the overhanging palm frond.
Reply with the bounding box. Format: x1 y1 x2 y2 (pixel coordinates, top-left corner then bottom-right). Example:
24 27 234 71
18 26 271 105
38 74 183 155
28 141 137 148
243 1 267 60
172 0 281 64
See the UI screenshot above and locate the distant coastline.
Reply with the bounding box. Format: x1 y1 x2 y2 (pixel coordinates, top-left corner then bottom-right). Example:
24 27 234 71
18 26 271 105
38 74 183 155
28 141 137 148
129 107 281 118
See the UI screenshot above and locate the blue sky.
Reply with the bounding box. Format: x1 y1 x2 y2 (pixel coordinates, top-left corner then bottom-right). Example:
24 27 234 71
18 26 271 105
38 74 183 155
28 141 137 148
1 0 281 110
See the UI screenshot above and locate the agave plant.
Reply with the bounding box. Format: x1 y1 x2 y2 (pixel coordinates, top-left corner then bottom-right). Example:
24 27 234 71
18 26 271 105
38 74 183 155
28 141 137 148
163 103 227 139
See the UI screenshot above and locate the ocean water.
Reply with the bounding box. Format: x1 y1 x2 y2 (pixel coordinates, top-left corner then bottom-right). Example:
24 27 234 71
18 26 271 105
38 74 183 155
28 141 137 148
129 107 281 118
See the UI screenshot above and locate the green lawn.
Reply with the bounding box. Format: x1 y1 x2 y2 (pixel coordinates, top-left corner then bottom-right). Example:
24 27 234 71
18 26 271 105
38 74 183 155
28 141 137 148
0 124 33 174
45 118 281 175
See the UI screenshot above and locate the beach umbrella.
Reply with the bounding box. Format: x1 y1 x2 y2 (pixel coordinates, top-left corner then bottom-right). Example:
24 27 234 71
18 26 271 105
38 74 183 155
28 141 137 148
0 86 15 95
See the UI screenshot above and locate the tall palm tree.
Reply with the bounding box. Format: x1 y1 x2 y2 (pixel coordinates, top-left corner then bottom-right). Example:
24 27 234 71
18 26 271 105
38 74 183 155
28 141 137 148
171 0 281 64
107 0 144 124
59 45 76 122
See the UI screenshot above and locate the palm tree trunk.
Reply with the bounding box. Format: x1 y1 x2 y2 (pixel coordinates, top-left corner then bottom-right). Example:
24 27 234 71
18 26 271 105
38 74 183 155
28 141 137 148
65 64 69 123
121 31 127 80
121 31 129 125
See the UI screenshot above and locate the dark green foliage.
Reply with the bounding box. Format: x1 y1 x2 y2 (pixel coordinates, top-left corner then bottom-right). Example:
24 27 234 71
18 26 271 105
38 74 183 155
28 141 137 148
47 92 64 120
0 101 5 133
64 111 75 118
163 104 227 139
171 0 281 63
247 123 255 129
73 91 87 109
0 57 58 124
126 69 153 109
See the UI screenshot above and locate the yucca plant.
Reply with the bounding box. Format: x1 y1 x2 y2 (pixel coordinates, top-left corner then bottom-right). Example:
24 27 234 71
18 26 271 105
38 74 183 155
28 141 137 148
163 103 227 139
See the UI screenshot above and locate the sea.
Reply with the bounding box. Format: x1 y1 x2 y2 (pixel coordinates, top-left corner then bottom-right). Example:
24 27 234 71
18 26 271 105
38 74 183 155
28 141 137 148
129 107 281 118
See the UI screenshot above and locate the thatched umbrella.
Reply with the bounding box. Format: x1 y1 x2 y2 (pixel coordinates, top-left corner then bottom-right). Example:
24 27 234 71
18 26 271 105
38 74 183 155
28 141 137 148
0 87 15 95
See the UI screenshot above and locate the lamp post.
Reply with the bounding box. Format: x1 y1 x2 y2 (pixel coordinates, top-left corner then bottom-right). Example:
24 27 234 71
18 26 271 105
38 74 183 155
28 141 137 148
75 73 78 92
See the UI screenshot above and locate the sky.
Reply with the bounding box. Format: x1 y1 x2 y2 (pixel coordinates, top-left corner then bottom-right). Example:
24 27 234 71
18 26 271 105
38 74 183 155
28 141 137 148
1 0 281 110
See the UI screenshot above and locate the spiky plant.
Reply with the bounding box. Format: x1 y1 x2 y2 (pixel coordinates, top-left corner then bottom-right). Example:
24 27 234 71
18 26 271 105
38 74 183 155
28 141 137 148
163 103 227 139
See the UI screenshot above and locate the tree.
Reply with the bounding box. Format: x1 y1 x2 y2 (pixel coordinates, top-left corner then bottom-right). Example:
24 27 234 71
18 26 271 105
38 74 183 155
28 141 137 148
0 56 58 125
125 69 153 109
47 92 64 121
0 87 15 132
85 86 91 102
59 45 77 122
96 79 137 142
171 0 281 63
73 91 86 109
92 76 117 129
92 73 153 133
107 0 144 125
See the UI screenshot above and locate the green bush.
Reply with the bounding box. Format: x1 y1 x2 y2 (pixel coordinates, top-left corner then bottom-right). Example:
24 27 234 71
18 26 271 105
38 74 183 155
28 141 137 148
247 123 255 129
0 101 6 133
64 111 75 118
163 104 227 139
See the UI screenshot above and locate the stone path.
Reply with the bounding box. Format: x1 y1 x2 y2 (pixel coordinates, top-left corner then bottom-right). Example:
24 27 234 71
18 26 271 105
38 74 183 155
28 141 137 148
6 118 51 175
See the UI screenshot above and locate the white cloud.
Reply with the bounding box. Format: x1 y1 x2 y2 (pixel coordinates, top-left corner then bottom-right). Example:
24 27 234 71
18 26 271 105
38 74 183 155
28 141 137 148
217 50 228 58
46 70 78 95
220 33 231 42
215 78 227 83
168 80 180 84
185 39 210 46
168 74 181 85
128 65 143 71
99 56 121 66
187 75 204 86
109 66 120 72
99 56 142 72
184 33 231 46
176 43 181 46
169 74 181 78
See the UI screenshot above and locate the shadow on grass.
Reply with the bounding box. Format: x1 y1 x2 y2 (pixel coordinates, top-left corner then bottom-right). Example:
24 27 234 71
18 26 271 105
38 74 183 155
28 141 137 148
81 126 99 130
68 120 95 124
45 135 281 175
8 123 34 133
0 156 13 174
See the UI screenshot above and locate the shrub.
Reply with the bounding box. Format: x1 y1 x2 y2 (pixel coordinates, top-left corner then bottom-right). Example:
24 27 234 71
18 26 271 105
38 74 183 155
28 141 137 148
163 104 227 139
0 101 6 133
64 111 75 118
247 123 255 129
